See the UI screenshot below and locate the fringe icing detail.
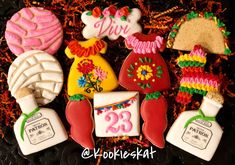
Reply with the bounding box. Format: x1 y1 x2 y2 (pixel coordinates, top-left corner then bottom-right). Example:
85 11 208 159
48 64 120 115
125 35 164 54
94 94 137 115
176 45 220 104
68 39 106 57
177 45 207 68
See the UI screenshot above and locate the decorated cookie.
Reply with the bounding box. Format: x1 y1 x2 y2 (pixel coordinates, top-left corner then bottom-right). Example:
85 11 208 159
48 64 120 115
5 7 63 56
176 45 220 104
94 91 140 137
166 92 224 161
8 50 63 105
65 38 118 98
81 5 142 40
66 94 94 149
119 33 170 94
141 92 168 148
14 88 68 155
166 11 231 55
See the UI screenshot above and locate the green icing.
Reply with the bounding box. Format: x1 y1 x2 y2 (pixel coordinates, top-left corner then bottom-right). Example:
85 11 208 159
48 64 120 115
178 61 205 68
179 86 207 96
145 92 161 100
217 19 225 28
223 31 231 37
86 11 92 16
128 73 134 77
170 32 177 38
187 11 198 20
204 12 214 19
121 16 127 21
70 94 85 101
172 24 179 30
224 48 232 55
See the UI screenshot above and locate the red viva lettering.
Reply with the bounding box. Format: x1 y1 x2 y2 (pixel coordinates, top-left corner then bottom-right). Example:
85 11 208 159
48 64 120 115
94 17 130 37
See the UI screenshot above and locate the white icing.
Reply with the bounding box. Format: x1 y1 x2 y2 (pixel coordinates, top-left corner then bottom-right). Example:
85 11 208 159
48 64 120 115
94 91 140 137
81 8 142 40
8 50 63 105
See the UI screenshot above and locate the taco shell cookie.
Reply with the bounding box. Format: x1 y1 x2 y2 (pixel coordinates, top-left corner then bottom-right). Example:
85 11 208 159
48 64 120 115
167 11 231 55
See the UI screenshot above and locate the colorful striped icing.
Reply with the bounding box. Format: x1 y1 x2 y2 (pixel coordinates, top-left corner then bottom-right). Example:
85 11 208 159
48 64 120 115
176 45 220 104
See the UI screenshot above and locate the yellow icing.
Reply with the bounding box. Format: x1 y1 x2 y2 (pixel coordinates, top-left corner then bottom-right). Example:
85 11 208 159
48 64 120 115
65 38 118 98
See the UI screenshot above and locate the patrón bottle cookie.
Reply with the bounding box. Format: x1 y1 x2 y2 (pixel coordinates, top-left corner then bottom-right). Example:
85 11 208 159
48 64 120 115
14 88 68 155
166 91 224 161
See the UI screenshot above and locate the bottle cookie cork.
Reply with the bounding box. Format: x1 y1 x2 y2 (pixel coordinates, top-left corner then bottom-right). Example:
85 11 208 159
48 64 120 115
166 91 224 161
14 87 68 155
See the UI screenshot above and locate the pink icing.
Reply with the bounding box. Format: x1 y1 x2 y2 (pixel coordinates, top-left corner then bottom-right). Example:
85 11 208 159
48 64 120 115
102 8 110 17
180 77 219 87
126 34 165 54
5 7 63 56
105 111 132 134
105 112 120 133
119 111 132 133
189 45 206 57
94 17 130 37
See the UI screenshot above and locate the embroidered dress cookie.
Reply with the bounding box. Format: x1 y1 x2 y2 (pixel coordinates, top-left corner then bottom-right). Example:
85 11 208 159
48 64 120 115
65 38 118 98
167 11 231 55
119 33 170 93
94 91 140 137
119 32 170 148
81 5 142 40
5 7 63 56
8 50 63 105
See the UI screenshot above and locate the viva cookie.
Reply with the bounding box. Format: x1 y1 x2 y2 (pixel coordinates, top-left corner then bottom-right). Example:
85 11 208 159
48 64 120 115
65 94 94 149
5 7 63 56
8 50 63 105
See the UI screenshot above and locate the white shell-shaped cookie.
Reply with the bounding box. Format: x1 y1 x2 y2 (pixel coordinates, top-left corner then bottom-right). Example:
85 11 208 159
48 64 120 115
8 50 63 105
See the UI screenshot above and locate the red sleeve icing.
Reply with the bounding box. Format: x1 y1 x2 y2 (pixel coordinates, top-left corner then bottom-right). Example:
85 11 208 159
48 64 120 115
140 93 168 148
65 95 95 149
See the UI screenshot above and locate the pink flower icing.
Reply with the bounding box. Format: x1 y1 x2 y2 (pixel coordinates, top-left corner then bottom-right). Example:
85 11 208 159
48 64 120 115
5 7 63 56
94 67 107 81
102 8 111 17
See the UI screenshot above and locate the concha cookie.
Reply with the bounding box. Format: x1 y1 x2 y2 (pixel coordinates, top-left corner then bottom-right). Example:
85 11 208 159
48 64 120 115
8 50 63 105
5 7 63 56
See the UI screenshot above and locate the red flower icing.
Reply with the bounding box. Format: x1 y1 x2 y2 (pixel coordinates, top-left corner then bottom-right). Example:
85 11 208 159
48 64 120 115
119 6 129 16
109 5 117 16
77 59 95 74
92 7 102 17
